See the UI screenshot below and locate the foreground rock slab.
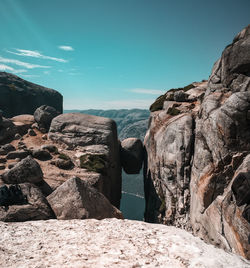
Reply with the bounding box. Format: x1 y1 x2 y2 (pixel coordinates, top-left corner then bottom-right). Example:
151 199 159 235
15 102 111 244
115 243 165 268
0 219 249 268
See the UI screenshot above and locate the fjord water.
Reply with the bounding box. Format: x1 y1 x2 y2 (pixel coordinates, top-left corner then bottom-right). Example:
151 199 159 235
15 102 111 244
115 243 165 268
120 192 145 221
120 170 145 221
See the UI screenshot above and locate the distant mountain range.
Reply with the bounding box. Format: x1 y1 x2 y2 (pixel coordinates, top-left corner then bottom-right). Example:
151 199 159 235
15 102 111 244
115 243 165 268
64 109 150 141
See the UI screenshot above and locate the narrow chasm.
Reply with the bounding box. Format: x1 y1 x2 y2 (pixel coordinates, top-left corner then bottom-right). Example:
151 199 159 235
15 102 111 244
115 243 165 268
120 169 145 221
119 137 146 220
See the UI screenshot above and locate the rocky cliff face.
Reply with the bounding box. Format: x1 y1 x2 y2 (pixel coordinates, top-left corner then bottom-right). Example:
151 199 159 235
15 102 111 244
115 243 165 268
144 24 250 259
0 72 63 117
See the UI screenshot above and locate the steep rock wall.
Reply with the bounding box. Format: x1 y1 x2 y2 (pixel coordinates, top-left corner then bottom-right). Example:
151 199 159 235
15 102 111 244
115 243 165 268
144 25 250 259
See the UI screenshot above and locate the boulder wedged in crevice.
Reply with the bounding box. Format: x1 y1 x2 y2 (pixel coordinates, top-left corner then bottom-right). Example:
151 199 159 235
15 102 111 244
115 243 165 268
120 138 144 174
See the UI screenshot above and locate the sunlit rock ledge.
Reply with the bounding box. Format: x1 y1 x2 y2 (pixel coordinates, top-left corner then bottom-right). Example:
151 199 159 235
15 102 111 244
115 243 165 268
0 218 249 268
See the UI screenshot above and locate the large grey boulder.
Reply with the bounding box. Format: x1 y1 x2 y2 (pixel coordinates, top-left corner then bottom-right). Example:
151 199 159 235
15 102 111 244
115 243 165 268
144 25 250 259
49 113 117 149
1 156 43 184
0 72 63 118
34 105 60 131
49 113 122 208
10 114 35 135
68 109 150 141
0 183 54 221
47 177 123 220
120 138 144 174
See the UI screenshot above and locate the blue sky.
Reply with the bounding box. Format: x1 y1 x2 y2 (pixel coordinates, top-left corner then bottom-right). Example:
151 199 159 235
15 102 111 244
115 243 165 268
0 0 249 110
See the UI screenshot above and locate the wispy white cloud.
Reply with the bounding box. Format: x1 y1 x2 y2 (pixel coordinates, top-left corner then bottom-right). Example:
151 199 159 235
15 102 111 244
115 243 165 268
58 45 74 51
21 74 40 78
129 88 164 95
0 56 50 69
13 69 28 74
0 63 27 74
0 64 14 72
7 49 67 63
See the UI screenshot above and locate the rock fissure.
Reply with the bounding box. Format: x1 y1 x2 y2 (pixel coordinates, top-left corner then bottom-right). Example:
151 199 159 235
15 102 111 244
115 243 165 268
220 200 233 252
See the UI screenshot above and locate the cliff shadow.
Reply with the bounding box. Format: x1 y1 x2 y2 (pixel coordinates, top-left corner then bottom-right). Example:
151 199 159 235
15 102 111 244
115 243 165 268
143 148 161 223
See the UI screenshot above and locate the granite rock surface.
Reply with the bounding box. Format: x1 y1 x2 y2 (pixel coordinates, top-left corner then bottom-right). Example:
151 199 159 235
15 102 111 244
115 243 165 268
0 218 249 268
144 24 250 259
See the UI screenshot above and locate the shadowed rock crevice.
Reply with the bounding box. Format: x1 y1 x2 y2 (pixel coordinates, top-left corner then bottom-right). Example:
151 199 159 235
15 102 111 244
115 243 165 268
143 169 162 223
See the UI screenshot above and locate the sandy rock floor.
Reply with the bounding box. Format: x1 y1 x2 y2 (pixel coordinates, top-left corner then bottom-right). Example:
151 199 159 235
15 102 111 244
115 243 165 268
0 219 249 268
0 128 100 190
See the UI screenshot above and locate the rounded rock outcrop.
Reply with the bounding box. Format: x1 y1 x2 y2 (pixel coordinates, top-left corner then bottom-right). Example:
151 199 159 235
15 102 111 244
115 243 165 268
1 156 43 184
120 138 144 174
34 105 60 131
0 72 63 118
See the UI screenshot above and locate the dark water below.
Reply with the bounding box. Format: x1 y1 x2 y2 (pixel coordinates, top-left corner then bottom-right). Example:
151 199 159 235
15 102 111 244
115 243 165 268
120 192 145 221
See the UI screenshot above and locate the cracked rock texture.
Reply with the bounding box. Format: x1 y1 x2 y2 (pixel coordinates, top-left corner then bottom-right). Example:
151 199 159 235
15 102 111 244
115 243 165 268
47 177 123 220
144 24 250 259
0 218 249 268
0 183 54 221
0 111 123 220
48 113 121 208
